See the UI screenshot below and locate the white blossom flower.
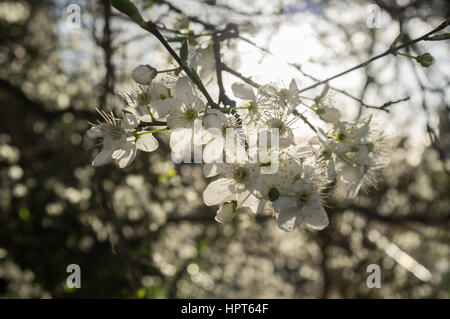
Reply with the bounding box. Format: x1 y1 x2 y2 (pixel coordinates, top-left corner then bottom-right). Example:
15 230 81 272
201 109 245 163
310 89 341 123
338 131 390 198
123 84 172 121
261 104 298 147
87 62 394 232
231 82 272 125
271 163 329 232
309 128 337 179
167 77 206 152
87 109 158 168
202 163 267 215
259 79 301 109
314 116 390 198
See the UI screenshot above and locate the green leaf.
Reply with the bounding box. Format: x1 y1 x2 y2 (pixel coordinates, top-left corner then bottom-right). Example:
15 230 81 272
180 39 188 64
389 32 404 50
111 0 143 24
427 33 450 41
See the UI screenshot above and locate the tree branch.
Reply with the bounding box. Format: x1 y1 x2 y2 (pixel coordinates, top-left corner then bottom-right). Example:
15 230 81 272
138 20 218 108
297 19 450 94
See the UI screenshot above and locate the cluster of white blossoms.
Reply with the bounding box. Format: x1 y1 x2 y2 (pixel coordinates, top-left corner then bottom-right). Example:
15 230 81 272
87 63 390 232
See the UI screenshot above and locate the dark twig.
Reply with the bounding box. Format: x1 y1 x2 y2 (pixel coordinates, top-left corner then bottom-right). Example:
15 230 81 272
291 63 409 112
221 63 260 88
100 0 115 107
297 19 450 94
212 32 236 108
138 20 218 108
158 0 215 29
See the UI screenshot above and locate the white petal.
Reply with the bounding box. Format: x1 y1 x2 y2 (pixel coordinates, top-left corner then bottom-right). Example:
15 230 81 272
289 78 299 93
151 99 170 118
150 83 170 98
136 134 159 152
137 114 153 123
175 77 195 101
169 128 192 153
112 143 137 168
279 137 293 148
192 96 206 112
235 188 249 202
341 165 360 183
320 107 341 123
167 98 184 114
215 202 235 223
347 182 362 199
259 84 277 97
193 125 211 146
276 208 303 232
273 197 296 209
304 205 329 230
356 115 372 140
203 138 224 163
203 163 220 177
121 114 139 129
203 110 227 129
293 180 304 193
238 192 263 214
189 53 199 72
231 82 256 100
92 148 114 167
202 178 235 206
87 124 104 139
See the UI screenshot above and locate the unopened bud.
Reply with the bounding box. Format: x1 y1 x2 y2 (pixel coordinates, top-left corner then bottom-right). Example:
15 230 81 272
132 64 157 85
416 53 435 67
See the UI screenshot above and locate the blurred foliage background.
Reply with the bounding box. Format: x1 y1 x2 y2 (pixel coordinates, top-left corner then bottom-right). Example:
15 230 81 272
0 0 449 298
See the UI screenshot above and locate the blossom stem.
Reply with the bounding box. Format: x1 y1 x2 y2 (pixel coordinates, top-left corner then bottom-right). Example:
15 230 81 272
298 95 315 101
138 127 168 135
157 68 179 73
338 154 354 166
395 52 417 59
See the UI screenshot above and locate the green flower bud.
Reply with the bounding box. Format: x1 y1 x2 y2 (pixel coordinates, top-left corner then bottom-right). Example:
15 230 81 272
416 53 435 67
